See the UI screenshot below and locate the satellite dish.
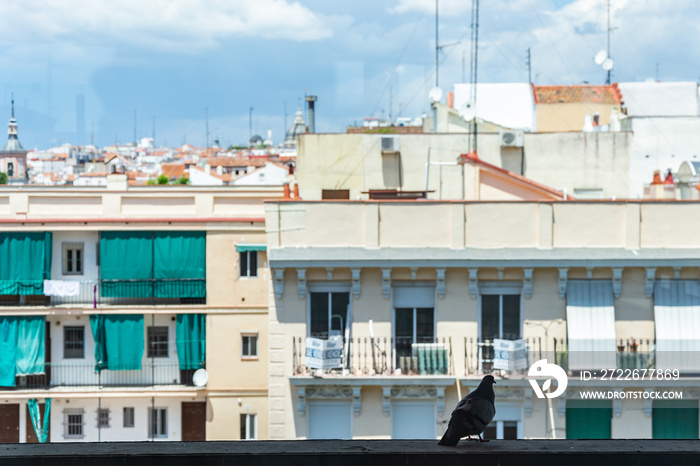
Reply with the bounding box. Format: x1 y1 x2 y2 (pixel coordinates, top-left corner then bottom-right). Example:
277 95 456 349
602 58 614 71
192 368 208 387
429 86 443 103
594 50 607 65
458 100 476 121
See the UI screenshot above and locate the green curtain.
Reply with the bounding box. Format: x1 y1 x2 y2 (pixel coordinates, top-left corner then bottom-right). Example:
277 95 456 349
27 398 51 443
0 317 18 386
90 314 144 371
0 233 52 295
176 314 206 370
89 315 109 371
154 232 206 298
100 231 154 297
16 316 45 375
653 400 699 439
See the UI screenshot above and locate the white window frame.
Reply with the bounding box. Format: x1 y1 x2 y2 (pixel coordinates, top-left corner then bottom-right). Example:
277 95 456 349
240 413 258 440
149 407 168 439
62 242 85 275
239 251 258 278
63 408 85 439
123 407 135 428
306 283 352 339
241 332 259 359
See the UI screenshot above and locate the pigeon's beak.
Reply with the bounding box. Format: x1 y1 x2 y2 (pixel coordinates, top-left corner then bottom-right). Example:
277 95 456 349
493 379 497 384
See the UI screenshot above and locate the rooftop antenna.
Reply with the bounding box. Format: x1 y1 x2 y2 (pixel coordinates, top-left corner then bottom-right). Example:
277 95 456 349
606 0 612 84
152 117 156 147
10 92 15 118
133 108 137 145
594 0 615 84
249 107 253 142
468 0 479 154
435 0 439 87
526 48 532 84
284 101 288 133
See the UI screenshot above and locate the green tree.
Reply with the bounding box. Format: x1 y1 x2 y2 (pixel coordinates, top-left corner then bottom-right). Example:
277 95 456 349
157 174 169 185
176 175 190 185
0 172 7 185
146 178 156 185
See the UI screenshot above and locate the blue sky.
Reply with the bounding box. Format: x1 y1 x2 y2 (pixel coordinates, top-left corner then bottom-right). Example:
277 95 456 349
0 0 697 149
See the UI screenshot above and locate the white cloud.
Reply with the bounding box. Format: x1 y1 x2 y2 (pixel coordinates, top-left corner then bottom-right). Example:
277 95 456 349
0 0 341 51
388 0 471 15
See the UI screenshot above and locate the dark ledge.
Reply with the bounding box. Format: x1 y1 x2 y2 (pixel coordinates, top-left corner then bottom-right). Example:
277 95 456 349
1 440 700 466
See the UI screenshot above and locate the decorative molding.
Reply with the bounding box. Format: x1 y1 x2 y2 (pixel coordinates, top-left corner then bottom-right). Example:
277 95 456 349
612 267 623 298
305 385 354 399
645 267 657 298
382 386 392 416
389 385 438 398
326 267 334 280
436 386 446 416
497 267 504 280
557 397 566 417
410 267 418 280
523 268 534 299
613 390 623 417
352 387 362 416
273 269 285 299
381 268 392 299
296 268 307 299
297 387 306 416
524 393 533 417
558 268 568 298
674 266 682 279
586 267 594 279
468 268 479 298
436 268 446 299
351 268 362 299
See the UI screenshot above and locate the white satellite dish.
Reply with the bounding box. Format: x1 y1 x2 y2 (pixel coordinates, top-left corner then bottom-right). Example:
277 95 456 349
192 368 208 387
594 50 607 65
428 86 443 103
602 58 614 71
458 100 476 121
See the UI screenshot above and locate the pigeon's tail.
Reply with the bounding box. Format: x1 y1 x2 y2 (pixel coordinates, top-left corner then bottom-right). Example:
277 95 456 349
438 426 460 446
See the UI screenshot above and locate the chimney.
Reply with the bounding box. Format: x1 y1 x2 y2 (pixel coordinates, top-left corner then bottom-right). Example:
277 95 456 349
305 95 317 133
664 170 674 185
293 183 301 199
283 182 291 199
651 170 663 185
447 91 454 108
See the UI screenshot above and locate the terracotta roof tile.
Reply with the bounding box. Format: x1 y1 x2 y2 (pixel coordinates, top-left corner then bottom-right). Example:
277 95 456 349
161 163 186 179
533 84 622 105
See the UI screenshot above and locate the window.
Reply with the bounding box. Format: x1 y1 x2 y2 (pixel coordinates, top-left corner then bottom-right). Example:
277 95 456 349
484 421 519 440
149 407 168 438
309 291 350 339
64 409 84 438
242 334 258 358
7 162 13 177
147 326 169 358
321 189 350 200
97 408 110 428
123 407 135 428
393 286 435 360
63 326 85 359
480 294 521 342
62 242 84 275
239 251 258 277
240 413 257 440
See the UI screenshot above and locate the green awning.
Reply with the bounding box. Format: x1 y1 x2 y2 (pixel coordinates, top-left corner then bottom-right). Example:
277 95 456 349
100 231 206 298
90 314 144 371
566 400 612 439
0 233 52 295
236 243 267 252
653 400 699 439
0 316 46 386
0 317 18 386
154 232 205 298
176 314 206 370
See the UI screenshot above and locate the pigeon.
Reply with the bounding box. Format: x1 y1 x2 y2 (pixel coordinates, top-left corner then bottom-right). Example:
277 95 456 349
438 375 496 446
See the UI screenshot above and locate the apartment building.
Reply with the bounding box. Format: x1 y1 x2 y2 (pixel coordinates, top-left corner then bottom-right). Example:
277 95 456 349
0 177 282 442
266 139 700 440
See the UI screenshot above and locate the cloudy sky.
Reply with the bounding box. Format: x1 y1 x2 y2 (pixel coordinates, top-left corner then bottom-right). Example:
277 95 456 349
0 0 697 149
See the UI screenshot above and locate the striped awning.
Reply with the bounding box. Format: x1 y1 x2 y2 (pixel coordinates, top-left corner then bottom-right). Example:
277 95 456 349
566 281 617 371
654 280 700 372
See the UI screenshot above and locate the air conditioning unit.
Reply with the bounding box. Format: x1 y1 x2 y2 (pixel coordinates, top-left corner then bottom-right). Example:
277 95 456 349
499 130 524 148
380 136 400 153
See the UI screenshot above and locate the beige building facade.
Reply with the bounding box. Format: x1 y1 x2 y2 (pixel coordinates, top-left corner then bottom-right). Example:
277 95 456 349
0 178 281 442
265 198 700 440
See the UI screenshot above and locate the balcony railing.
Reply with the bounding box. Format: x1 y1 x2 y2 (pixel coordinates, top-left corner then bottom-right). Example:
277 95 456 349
0 279 206 308
292 336 454 376
551 337 656 373
8 361 204 389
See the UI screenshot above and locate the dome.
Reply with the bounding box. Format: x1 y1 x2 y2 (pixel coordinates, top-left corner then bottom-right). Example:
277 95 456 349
283 106 306 148
249 134 264 146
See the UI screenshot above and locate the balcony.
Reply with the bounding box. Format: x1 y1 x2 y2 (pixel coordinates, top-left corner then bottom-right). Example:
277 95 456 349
552 338 656 373
0 279 206 308
9 361 203 390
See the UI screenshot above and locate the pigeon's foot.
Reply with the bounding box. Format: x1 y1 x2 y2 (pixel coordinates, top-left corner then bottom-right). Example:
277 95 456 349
477 434 490 442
